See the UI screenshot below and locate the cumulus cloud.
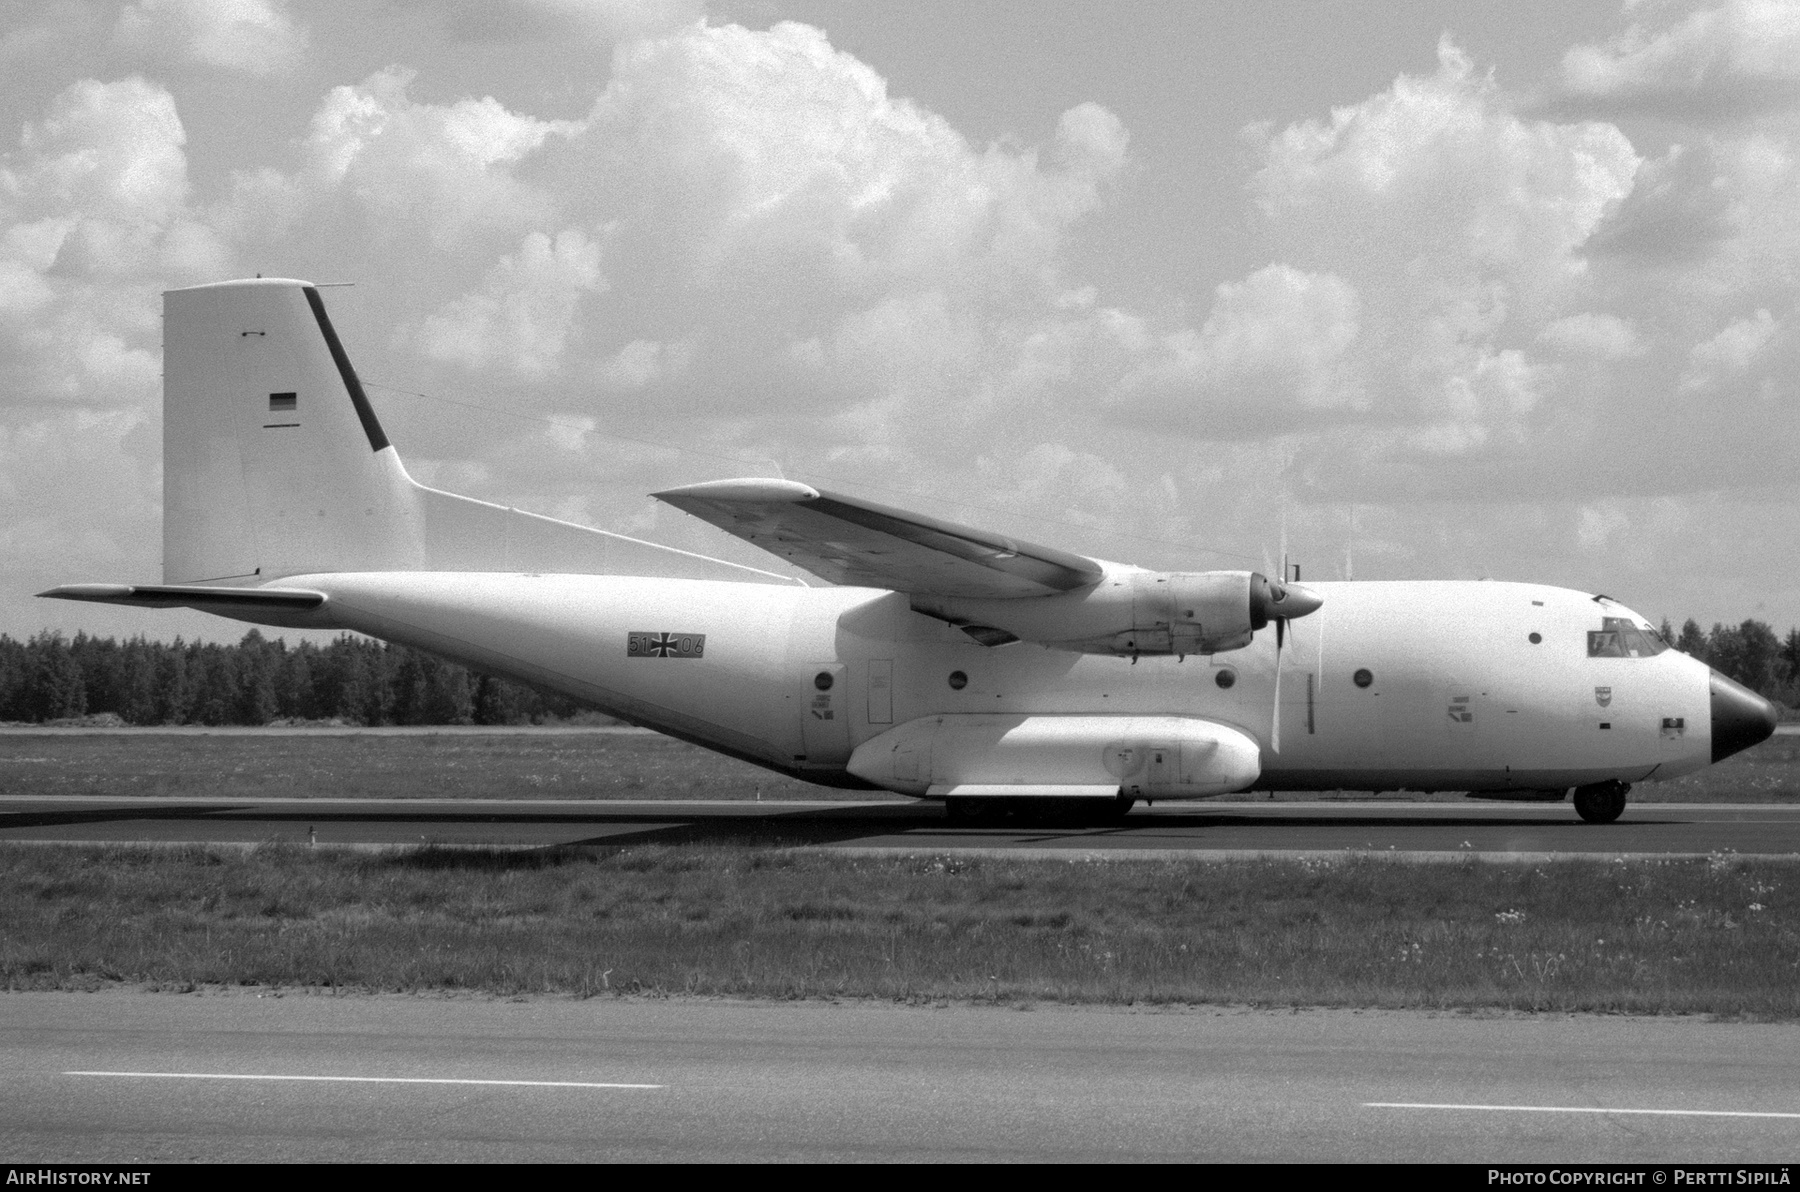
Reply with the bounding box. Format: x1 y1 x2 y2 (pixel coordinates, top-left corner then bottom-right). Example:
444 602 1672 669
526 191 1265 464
0 76 224 412
1680 307 1784 391
596 336 694 392
1111 38 1639 481
200 18 1136 502
1586 141 1740 262
0 74 222 615
1538 312 1643 358
292 67 580 249
969 443 1135 535
474 18 1135 439
1560 0 1800 120
1109 265 1362 434
115 0 308 75
11 77 190 239
563 22 1127 301
414 227 607 376
1252 40 1638 297
1577 499 1632 549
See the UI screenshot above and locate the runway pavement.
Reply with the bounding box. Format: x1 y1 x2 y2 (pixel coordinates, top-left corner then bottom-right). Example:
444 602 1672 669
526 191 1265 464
1 991 1796 1162
3 794 1800 857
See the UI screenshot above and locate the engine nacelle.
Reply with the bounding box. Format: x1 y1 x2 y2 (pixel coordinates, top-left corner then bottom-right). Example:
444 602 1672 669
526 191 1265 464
912 569 1319 657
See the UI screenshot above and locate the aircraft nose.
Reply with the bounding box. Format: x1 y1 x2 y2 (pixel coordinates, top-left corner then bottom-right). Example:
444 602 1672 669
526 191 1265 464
1710 669 1779 763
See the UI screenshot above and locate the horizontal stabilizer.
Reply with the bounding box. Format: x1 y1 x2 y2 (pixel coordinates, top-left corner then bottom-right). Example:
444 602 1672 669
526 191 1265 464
38 584 326 611
653 478 1105 598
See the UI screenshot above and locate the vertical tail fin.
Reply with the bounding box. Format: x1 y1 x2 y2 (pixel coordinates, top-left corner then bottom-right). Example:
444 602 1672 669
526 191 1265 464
161 278 794 586
163 279 422 583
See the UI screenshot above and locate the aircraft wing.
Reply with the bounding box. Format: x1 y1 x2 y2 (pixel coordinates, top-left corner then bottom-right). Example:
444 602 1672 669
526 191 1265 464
652 479 1105 598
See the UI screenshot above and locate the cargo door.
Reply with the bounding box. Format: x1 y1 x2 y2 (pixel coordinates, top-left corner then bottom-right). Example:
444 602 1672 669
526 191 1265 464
866 659 893 725
800 662 851 764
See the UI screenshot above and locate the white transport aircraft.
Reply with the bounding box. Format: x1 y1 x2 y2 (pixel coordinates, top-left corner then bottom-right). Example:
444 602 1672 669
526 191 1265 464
44 279 1779 824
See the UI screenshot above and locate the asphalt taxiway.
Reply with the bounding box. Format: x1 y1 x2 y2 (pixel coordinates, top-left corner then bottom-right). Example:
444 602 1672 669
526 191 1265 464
2 795 1800 857
2 992 1796 1162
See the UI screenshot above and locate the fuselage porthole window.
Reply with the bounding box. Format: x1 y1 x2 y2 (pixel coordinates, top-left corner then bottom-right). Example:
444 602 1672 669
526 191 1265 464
1215 669 1236 689
1353 668 1373 688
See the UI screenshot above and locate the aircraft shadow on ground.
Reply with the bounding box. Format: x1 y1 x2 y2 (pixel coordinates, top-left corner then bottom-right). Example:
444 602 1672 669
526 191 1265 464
0 801 1667 853
564 806 1651 849
0 804 258 830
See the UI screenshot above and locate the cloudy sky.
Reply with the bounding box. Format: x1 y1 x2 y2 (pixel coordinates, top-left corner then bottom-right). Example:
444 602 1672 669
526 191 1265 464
4 0 1799 643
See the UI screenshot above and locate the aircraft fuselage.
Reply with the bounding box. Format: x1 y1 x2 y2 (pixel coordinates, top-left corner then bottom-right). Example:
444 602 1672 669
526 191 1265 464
276 572 1718 797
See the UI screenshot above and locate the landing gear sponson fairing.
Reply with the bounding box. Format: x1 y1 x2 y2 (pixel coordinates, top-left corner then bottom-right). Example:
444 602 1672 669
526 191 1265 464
44 280 1779 824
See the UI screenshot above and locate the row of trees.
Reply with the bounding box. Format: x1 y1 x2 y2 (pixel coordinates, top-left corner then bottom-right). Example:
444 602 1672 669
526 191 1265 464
1 618 1796 726
0 631 594 726
1663 618 1800 707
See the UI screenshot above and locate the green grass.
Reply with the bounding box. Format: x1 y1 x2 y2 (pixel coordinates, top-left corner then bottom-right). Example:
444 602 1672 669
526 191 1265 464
0 728 1794 802
1644 733 1800 801
3 842 1795 1015
0 730 868 801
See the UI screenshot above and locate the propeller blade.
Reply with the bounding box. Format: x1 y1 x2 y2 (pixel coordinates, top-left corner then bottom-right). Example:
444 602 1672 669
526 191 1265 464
1270 619 1283 754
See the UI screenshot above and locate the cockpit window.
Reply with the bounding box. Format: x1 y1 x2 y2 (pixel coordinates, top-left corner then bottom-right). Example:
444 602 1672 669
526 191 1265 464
1587 616 1669 658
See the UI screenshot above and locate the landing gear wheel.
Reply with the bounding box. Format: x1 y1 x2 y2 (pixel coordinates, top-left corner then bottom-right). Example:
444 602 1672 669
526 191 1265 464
1573 781 1629 824
1096 795 1137 824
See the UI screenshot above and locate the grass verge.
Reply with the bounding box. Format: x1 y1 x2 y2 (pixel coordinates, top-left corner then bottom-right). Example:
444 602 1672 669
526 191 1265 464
3 842 1796 1015
0 730 1794 802
0 731 864 801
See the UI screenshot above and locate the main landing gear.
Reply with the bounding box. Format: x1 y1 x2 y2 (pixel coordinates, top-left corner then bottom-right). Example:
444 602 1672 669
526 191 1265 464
945 797 990 824
945 796 1137 826
1572 780 1630 824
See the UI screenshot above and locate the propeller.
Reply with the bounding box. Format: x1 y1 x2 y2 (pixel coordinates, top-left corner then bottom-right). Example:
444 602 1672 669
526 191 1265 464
1249 568 1323 755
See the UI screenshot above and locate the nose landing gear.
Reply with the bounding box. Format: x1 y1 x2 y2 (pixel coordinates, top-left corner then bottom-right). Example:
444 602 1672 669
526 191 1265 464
1573 780 1630 824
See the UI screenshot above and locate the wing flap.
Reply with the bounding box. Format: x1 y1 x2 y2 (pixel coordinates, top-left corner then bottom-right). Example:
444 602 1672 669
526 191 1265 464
654 478 1104 598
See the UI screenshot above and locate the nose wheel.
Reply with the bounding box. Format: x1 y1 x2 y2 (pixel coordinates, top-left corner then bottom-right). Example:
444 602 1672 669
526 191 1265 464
1573 780 1629 824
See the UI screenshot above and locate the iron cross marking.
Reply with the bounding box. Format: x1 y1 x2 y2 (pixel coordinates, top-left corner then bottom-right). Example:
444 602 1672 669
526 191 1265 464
627 631 706 659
